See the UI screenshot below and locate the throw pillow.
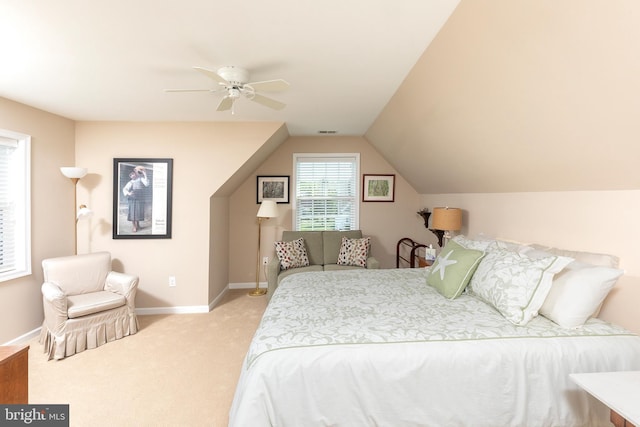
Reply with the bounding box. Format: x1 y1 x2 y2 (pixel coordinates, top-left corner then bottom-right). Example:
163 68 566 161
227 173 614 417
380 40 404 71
426 240 485 299
539 261 623 328
452 235 493 251
529 244 620 268
337 237 370 268
274 238 310 271
468 248 573 326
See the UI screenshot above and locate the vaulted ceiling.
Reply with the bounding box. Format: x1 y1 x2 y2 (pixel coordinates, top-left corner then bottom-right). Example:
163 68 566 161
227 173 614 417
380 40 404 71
0 0 459 136
2 1 639 195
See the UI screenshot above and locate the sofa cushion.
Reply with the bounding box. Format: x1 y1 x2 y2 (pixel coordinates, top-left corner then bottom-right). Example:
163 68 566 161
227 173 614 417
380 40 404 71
274 238 310 270
282 231 324 265
337 236 371 268
323 230 363 265
324 264 364 271
67 291 126 319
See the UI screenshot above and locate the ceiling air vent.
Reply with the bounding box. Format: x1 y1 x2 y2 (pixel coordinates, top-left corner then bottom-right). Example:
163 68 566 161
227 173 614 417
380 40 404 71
317 130 338 134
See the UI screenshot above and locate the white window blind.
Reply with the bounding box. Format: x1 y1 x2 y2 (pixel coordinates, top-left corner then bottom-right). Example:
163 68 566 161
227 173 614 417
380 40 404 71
0 130 31 281
293 153 359 231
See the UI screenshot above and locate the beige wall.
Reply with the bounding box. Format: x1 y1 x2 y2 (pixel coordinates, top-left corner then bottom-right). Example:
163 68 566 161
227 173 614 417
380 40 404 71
73 121 285 310
228 136 428 285
421 191 640 334
0 98 76 344
367 0 640 194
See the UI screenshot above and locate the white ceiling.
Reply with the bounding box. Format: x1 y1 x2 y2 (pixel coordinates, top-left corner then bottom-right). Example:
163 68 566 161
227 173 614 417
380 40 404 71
0 1 460 136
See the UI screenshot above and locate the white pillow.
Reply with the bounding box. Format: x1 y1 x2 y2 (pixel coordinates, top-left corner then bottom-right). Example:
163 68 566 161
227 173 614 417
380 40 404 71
452 235 493 251
529 244 619 268
539 261 624 328
469 248 573 326
453 235 530 253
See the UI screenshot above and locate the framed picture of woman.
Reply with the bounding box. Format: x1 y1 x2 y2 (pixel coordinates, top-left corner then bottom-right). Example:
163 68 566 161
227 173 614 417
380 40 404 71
113 158 173 239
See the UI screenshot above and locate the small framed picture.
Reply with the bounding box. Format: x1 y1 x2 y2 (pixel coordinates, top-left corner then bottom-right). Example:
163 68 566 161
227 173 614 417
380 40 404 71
362 174 395 202
113 158 173 239
257 175 289 204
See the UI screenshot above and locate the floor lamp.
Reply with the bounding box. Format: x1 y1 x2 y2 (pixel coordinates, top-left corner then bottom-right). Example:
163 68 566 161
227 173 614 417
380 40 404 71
60 167 88 255
249 200 278 296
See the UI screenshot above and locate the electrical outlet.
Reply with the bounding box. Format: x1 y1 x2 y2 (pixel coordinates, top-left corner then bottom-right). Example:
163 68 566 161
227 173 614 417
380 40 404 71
169 276 176 287
262 257 269 265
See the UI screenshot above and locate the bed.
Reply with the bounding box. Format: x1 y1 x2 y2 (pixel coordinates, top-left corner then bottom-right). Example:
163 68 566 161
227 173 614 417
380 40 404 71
229 239 640 427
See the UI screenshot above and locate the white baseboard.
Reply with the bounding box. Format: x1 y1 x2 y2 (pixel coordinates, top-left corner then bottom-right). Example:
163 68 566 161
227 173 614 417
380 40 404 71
229 281 267 290
135 283 267 315
135 305 211 315
3 327 41 346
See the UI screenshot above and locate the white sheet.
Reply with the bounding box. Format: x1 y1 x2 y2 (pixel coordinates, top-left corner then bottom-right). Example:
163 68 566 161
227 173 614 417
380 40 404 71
229 269 640 427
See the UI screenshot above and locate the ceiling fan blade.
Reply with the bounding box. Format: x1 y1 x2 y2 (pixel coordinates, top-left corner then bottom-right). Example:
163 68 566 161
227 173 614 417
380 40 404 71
249 93 286 110
245 79 289 92
193 66 229 85
164 88 218 93
216 96 234 111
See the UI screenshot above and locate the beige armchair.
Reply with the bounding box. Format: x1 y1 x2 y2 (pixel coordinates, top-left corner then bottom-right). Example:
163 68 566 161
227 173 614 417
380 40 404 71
39 252 139 360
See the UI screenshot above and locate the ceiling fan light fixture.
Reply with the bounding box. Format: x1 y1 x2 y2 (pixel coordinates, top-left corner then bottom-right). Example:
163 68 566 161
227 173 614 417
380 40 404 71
228 88 241 99
217 66 249 85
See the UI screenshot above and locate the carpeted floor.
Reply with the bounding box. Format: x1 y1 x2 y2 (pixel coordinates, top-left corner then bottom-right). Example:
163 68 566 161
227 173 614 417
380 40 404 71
27 289 268 427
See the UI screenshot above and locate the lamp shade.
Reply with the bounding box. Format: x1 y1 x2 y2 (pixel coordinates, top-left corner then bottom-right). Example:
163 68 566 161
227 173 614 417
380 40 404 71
257 200 278 218
76 205 93 220
432 207 462 231
60 167 88 179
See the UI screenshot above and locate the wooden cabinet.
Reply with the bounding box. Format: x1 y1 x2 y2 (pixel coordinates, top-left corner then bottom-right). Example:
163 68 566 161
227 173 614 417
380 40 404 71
0 344 29 404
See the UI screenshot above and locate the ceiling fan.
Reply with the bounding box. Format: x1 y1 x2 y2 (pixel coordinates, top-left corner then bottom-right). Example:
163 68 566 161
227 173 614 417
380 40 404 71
165 66 289 113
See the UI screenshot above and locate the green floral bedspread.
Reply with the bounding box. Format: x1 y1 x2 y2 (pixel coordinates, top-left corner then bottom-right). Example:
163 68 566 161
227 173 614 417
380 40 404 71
247 268 633 367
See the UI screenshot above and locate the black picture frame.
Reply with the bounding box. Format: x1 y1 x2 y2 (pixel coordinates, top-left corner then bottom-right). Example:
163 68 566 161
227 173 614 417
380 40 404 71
362 174 395 202
113 158 173 239
257 175 289 204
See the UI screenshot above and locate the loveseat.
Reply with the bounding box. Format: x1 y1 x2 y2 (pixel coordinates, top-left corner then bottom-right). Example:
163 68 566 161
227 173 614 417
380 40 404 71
266 230 379 300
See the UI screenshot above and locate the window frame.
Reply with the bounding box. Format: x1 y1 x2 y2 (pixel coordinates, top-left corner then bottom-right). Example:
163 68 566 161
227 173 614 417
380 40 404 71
0 129 31 282
292 153 360 231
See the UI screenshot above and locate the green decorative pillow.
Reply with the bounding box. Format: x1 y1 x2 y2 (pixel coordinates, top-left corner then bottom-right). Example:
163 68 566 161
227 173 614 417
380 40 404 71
426 241 485 299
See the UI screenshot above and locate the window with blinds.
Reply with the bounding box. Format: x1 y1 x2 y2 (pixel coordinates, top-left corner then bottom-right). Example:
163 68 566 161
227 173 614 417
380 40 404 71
293 153 359 231
0 130 31 282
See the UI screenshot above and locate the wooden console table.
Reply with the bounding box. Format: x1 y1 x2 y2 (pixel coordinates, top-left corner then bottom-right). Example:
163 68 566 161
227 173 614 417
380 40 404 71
0 344 29 404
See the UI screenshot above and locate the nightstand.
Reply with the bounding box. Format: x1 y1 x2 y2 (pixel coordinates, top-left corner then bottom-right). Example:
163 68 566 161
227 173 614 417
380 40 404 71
570 371 640 427
415 256 433 268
